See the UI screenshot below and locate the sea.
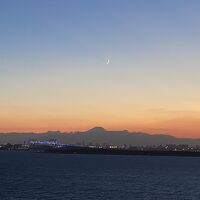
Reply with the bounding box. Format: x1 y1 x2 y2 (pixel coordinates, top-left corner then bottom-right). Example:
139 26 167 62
0 151 200 200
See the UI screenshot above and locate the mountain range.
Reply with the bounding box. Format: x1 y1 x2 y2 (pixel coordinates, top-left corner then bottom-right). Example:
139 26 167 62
1 127 200 146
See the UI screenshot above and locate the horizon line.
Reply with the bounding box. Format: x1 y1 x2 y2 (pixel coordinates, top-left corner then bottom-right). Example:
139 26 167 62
0 126 199 140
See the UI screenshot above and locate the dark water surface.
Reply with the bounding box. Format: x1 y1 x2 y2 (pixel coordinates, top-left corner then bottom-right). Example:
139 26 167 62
0 151 200 200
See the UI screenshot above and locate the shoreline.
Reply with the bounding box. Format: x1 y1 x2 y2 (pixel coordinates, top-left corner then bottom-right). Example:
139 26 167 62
42 147 200 157
2 147 200 157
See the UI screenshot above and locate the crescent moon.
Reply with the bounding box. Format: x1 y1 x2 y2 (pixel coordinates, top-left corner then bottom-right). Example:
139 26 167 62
106 59 110 65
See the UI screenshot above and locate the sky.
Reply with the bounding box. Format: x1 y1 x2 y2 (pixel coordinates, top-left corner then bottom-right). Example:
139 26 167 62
1 0 200 137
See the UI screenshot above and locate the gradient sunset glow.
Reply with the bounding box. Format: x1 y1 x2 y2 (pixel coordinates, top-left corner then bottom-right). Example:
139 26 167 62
1 0 200 137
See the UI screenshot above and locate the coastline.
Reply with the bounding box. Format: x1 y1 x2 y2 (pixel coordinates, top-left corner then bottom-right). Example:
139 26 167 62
2 146 200 157
42 147 200 157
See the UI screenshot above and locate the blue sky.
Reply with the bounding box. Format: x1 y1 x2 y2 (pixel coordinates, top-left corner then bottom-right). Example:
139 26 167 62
1 0 200 136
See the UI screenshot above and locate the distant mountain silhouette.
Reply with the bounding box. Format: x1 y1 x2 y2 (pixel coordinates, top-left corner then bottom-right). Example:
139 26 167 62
0 127 200 146
86 127 107 133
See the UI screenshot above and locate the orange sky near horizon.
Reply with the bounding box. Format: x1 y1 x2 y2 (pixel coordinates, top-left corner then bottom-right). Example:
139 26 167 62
1 107 200 138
